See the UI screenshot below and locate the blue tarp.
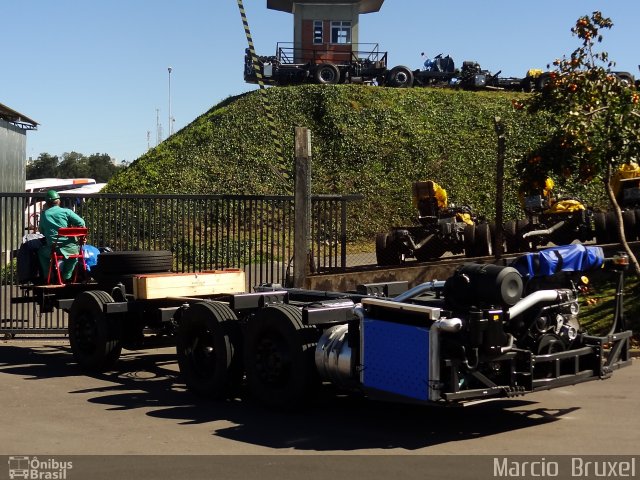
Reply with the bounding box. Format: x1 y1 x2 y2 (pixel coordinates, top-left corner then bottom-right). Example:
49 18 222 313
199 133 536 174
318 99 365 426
82 244 100 271
511 244 604 279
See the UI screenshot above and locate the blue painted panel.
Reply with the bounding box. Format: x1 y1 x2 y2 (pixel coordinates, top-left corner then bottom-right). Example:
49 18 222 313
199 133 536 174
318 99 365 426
362 317 430 401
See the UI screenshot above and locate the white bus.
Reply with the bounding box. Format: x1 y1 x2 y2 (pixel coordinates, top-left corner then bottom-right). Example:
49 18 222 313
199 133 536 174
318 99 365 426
25 178 97 195
58 182 106 195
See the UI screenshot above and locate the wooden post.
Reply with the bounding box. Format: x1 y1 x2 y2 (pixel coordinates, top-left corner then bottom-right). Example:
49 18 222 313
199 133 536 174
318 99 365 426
494 116 505 259
293 127 311 288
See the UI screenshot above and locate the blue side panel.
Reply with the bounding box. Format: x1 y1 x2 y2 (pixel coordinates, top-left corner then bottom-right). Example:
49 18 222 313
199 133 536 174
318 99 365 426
362 318 430 401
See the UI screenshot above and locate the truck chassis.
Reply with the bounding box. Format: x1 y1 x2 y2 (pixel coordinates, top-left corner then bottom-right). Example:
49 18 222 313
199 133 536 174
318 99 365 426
18 245 633 409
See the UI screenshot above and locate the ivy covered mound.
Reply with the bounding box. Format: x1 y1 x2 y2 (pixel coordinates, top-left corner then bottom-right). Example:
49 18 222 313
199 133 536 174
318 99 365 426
104 85 606 239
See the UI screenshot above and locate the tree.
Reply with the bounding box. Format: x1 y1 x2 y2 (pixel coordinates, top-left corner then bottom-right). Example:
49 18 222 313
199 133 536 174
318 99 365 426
516 11 640 276
26 153 59 179
86 153 118 182
26 151 123 182
57 151 90 178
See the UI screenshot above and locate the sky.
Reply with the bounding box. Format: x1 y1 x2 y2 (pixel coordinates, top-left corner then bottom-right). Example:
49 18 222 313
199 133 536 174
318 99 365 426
2 1 639 165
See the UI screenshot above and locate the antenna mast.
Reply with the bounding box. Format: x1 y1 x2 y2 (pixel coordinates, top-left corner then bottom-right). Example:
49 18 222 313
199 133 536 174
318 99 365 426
156 108 163 145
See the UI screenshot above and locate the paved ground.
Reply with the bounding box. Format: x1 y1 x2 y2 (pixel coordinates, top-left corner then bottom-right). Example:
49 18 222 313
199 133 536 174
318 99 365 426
2 340 639 457
2 340 639 480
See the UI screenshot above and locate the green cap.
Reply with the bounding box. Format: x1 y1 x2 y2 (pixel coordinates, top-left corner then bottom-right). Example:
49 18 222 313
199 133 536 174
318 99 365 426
46 190 60 201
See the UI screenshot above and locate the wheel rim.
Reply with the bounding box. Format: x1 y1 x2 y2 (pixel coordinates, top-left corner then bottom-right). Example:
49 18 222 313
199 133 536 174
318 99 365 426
394 71 409 85
254 331 290 387
72 311 99 355
319 68 336 83
185 325 216 378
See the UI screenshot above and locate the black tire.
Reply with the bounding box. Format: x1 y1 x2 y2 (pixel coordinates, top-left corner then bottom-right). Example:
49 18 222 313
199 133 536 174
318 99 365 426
475 223 493 257
463 224 476 257
606 211 619 243
97 250 173 274
68 290 121 372
314 63 340 85
176 301 243 399
504 220 519 253
488 221 499 253
535 74 551 91
622 210 637 241
375 232 402 266
615 72 634 86
593 211 609 244
535 333 566 379
387 66 414 88
523 78 536 93
244 304 320 408
375 233 389 266
516 219 532 251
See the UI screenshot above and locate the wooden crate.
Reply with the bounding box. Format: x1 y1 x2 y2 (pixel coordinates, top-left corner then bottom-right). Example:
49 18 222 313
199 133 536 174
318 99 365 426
132 269 246 300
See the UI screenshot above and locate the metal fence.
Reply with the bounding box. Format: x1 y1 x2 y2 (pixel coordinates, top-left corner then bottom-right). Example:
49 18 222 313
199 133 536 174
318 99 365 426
0 192 360 335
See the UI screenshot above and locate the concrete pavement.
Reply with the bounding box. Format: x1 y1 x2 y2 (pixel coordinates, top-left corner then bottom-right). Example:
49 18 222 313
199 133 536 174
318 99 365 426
1 340 639 457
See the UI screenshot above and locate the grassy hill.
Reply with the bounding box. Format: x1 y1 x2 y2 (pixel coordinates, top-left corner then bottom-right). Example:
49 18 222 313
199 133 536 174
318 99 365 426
105 85 607 239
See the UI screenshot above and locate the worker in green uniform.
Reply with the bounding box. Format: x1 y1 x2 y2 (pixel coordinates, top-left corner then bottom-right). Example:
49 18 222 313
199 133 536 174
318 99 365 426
37 190 86 282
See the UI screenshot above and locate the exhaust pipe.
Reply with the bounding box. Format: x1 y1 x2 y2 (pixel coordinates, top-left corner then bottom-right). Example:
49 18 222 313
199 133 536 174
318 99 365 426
522 220 565 239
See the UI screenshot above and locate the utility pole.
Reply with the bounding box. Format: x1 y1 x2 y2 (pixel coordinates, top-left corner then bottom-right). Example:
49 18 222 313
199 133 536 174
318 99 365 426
494 116 506 258
293 127 312 288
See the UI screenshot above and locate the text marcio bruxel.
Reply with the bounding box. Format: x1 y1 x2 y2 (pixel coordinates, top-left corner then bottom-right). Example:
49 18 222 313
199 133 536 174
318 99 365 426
494 457 636 478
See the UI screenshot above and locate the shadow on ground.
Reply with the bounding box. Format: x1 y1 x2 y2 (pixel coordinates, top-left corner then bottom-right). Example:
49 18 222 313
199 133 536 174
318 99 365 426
0 343 579 451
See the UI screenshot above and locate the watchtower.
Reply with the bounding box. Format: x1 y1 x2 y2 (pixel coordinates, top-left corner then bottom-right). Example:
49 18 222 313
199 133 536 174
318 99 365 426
267 0 384 63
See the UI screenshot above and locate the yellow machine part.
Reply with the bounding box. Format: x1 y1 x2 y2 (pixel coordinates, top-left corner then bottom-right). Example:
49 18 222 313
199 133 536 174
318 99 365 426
412 180 448 209
456 212 474 225
527 69 543 78
611 162 640 198
544 199 586 214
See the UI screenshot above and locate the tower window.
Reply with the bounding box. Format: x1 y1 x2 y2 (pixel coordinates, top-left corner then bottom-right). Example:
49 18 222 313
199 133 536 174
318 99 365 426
331 21 351 44
313 20 323 44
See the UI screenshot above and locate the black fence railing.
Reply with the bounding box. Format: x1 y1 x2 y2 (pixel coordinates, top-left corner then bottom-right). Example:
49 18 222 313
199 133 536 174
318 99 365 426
275 42 387 66
0 192 361 335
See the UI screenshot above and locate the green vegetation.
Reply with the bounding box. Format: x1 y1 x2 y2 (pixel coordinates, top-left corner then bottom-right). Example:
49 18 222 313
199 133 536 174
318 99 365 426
105 85 612 240
517 12 640 277
27 152 125 182
0 259 16 286
580 271 639 342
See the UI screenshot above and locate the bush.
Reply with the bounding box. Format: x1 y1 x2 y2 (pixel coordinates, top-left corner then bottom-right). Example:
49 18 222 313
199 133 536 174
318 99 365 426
105 85 610 240
0 260 16 286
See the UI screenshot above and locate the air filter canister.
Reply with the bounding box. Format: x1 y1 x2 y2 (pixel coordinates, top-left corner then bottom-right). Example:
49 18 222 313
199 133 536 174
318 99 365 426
444 263 523 309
